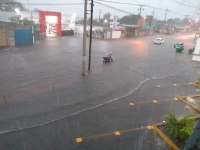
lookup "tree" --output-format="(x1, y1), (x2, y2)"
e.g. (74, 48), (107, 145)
(174, 18), (183, 26)
(9, 15), (21, 24)
(118, 14), (138, 25)
(10, 16), (35, 26)
(167, 18), (175, 25)
(164, 114), (197, 142)
(33, 8), (40, 12)
(0, 0), (27, 12)
(103, 12), (111, 20)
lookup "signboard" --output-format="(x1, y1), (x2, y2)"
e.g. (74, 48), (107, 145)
(113, 16), (117, 28)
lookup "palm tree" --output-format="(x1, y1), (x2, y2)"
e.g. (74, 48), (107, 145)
(164, 114), (198, 142)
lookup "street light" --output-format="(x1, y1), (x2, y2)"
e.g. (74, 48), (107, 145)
(15, 8), (20, 14)
(104, 19), (107, 23)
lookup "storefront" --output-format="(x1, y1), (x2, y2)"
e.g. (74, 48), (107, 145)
(39, 11), (61, 37)
(0, 10), (76, 37)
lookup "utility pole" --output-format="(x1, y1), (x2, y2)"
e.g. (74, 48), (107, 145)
(197, 13), (200, 32)
(99, 9), (101, 22)
(184, 15), (190, 26)
(88, 0), (94, 71)
(149, 9), (155, 33)
(82, 0), (87, 75)
(137, 5), (144, 37)
(164, 8), (169, 25)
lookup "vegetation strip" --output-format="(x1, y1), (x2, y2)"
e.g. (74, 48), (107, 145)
(152, 125), (180, 150)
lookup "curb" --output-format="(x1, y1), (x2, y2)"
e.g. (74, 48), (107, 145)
(191, 82), (200, 88)
(177, 97), (200, 113)
(152, 125), (180, 150)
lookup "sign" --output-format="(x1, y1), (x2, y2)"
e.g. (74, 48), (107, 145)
(113, 16), (117, 28)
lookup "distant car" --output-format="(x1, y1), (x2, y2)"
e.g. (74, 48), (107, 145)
(154, 38), (165, 44)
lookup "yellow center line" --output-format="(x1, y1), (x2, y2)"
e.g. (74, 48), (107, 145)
(76, 122), (169, 142)
(82, 126), (149, 140)
(133, 98), (173, 105)
(157, 82), (193, 87)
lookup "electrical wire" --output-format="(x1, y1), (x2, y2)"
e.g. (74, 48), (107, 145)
(94, 1), (133, 15)
(182, 0), (196, 6)
(168, 0), (197, 8)
(95, 0), (185, 16)
(94, 0), (139, 5)
(0, 2), (84, 5)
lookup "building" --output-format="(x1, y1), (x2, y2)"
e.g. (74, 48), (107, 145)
(0, 10), (76, 37)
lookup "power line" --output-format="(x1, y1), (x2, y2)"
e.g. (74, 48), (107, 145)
(95, 0), (185, 16)
(95, 0), (139, 5)
(168, 0), (197, 8)
(94, 1), (133, 15)
(182, 0), (196, 6)
(0, 2), (84, 5)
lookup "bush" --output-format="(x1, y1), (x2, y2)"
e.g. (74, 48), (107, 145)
(198, 76), (200, 86)
(164, 114), (197, 142)
(188, 48), (195, 54)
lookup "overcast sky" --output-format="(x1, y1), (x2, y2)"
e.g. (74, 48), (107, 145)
(18, 0), (199, 20)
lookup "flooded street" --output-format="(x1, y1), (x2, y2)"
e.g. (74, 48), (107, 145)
(0, 33), (199, 149)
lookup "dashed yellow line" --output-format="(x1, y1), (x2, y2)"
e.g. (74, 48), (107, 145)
(174, 98), (178, 101)
(129, 98), (173, 106)
(76, 125), (154, 142)
(152, 100), (157, 103)
(156, 82), (193, 87)
(114, 131), (120, 136)
(76, 138), (82, 143)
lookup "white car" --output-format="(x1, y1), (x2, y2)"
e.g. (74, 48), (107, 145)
(154, 38), (165, 44)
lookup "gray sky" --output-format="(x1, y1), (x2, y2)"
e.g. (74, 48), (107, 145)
(19, 0), (199, 20)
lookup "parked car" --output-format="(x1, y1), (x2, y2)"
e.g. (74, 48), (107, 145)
(154, 38), (165, 44)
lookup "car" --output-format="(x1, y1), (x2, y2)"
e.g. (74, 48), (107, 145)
(154, 38), (165, 44)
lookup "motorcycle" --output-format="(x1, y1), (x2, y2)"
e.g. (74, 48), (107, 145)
(103, 52), (113, 62)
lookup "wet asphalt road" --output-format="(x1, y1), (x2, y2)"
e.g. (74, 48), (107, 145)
(0, 33), (200, 150)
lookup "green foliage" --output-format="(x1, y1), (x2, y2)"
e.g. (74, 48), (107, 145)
(164, 114), (197, 142)
(10, 16), (34, 26)
(9, 16), (39, 35)
(0, 0), (27, 12)
(9, 15), (21, 24)
(188, 48), (195, 54)
(103, 12), (111, 20)
(198, 77), (200, 86)
(118, 15), (138, 25)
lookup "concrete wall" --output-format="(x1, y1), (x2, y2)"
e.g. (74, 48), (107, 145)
(192, 38), (200, 61)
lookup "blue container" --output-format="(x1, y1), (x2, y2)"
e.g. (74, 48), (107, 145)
(14, 29), (33, 46)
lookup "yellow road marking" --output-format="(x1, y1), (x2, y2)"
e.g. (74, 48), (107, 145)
(191, 82), (200, 88)
(153, 125), (180, 150)
(76, 138), (82, 143)
(129, 103), (134, 106)
(156, 82), (193, 87)
(147, 126), (153, 130)
(174, 98), (178, 101)
(152, 100), (157, 103)
(114, 131), (120, 136)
